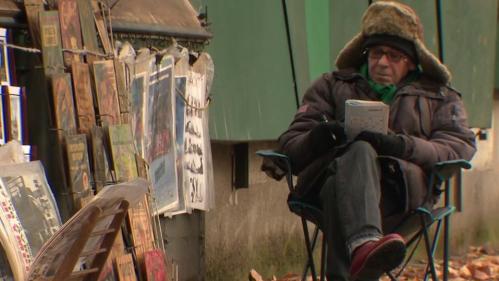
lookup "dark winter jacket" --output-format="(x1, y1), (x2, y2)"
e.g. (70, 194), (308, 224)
(278, 68), (476, 211)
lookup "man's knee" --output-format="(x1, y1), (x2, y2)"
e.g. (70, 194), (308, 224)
(344, 140), (377, 160)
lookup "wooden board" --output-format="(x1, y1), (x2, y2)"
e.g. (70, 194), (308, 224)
(58, 0), (83, 67)
(51, 73), (77, 137)
(115, 254), (137, 281)
(77, 0), (100, 63)
(144, 249), (168, 281)
(93, 60), (121, 126)
(108, 124), (137, 182)
(23, 0), (44, 49)
(39, 10), (64, 76)
(91, 0), (113, 55)
(126, 196), (154, 273)
(71, 62), (96, 135)
(91, 126), (111, 191)
(65, 134), (93, 210)
(114, 59), (130, 124)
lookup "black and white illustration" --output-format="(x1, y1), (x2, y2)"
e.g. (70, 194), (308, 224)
(183, 71), (208, 210)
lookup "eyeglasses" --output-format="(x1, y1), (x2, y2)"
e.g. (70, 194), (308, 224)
(367, 48), (407, 63)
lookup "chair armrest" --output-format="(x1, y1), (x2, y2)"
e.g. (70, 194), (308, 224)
(432, 159), (472, 181)
(431, 159), (471, 212)
(256, 150), (294, 192)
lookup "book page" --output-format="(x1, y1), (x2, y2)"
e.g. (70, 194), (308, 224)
(344, 99), (389, 140)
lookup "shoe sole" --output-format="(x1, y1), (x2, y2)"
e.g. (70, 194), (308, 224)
(352, 238), (406, 281)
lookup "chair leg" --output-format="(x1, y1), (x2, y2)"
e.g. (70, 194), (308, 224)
(320, 234), (327, 281)
(301, 218), (318, 281)
(443, 215), (450, 281)
(420, 215), (439, 281)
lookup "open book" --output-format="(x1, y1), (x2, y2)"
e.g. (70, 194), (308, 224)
(344, 99), (389, 140)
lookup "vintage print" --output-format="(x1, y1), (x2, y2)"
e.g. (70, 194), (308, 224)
(184, 71), (208, 211)
(0, 181), (32, 278)
(0, 161), (62, 261)
(147, 55), (179, 214)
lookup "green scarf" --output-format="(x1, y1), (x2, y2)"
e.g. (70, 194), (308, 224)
(360, 64), (420, 104)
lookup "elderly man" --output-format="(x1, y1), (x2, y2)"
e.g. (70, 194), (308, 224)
(278, 2), (476, 280)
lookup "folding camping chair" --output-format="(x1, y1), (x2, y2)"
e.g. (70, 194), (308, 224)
(257, 150), (471, 281)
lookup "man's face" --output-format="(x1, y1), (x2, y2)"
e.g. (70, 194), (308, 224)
(367, 45), (416, 85)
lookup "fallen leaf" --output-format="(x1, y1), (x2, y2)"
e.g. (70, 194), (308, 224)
(472, 269), (489, 281)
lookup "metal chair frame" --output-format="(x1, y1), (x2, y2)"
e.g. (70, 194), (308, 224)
(257, 150), (471, 281)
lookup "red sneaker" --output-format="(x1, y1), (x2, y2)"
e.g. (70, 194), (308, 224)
(349, 233), (406, 280)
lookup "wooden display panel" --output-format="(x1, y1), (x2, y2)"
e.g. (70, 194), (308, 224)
(93, 60), (121, 126)
(72, 62), (96, 135)
(58, 0), (83, 67)
(115, 254), (137, 281)
(51, 73), (77, 137)
(77, 0), (100, 63)
(39, 10), (65, 76)
(65, 134), (93, 210)
(108, 124), (137, 182)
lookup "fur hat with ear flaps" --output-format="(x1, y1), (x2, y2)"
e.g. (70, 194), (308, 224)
(335, 1), (451, 84)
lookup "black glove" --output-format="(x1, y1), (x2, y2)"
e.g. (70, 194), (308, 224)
(355, 131), (406, 158)
(309, 121), (346, 152)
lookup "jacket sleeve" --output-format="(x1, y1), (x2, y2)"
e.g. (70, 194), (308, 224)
(400, 90), (476, 168)
(278, 74), (337, 174)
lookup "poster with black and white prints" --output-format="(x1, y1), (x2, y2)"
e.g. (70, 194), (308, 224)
(0, 161), (61, 280)
(184, 71), (209, 211)
(0, 161), (61, 254)
(146, 55), (179, 214)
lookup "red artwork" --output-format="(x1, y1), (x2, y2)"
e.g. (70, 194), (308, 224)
(144, 249), (168, 281)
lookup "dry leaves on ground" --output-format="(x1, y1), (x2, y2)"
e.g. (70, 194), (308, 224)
(250, 246), (499, 281)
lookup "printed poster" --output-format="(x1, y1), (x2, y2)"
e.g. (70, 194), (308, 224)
(184, 71), (209, 211)
(146, 55), (179, 214)
(0, 161), (62, 278)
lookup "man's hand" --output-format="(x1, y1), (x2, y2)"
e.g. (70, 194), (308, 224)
(355, 131), (405, 158)
(309, 121), (347, 152)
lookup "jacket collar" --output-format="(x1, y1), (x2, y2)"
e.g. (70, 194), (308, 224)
(332, 68), (448, 99)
